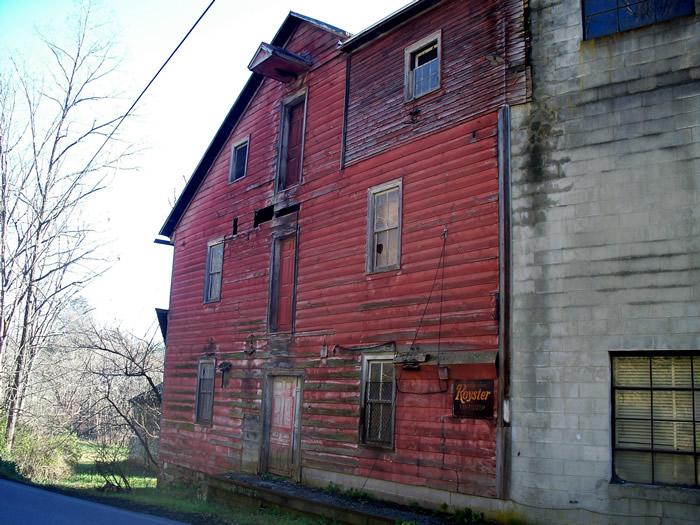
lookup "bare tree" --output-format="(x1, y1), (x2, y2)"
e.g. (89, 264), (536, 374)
(1, 3), (131, 451)
(77, 323), (163, 470)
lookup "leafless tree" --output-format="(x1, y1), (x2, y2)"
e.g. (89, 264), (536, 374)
(77, 323), (163, 470)
(1, 2), (131, 451)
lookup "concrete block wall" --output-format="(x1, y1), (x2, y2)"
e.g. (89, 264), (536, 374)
(509, 1), (700, 523)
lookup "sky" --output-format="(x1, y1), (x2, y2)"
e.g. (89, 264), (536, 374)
(0, 0), (408, 335)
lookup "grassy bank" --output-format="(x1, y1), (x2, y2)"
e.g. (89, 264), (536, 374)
(1, 441), (326, 525)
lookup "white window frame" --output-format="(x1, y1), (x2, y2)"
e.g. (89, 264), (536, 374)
(228, 136), (249, 183)
(404, 30), (442, 101)
(366, 179), (402, 274)
(360, 353), (396, 448)
(204, 239), (224, 303)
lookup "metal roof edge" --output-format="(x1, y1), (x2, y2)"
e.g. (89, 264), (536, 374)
(289, 11), (351, 39)
(339, 0), (443, 52)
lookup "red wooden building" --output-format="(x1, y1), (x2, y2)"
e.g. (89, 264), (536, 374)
(157, 0), (529, 510)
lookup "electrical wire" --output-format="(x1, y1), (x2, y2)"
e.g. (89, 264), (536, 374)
(81, 0), (217, 174)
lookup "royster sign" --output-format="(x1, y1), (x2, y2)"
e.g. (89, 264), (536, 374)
(452, 380), (494, 419)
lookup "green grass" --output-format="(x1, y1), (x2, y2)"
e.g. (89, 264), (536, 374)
(44, 441), (326, 525)
(99, 485), (329, 525)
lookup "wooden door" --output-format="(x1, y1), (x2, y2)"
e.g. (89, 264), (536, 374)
(273, 235), (296, 332)
(284, 100), (304, 188)
(267, 376), (300, 478)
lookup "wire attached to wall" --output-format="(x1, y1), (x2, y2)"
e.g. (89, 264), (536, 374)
(395, 226), (449, 395)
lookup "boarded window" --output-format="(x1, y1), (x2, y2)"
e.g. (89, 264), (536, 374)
(362, 358), (395, 447)
(367, 180), (402, 273)
(583, 0), (694, 39)
(269, 234), (297, 332)
(229, 139), (248, 182)
(204, 241), (224, 302)
(196, 360), (215, 424)
(612, 353), (699, 487)
(278, 96), (305, 191)
(405, 32), (441, 100)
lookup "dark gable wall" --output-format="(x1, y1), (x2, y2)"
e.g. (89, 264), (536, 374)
(344, 0), (528, 166)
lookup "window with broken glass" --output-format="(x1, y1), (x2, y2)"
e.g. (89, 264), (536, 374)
(195, 359), (215, 425)
(612, 352), (699, 487)
(204, 241), (224, 303)
(367, 180), (402, 273)
(583, 0), (695, 39)
(362, 358), (395, 447)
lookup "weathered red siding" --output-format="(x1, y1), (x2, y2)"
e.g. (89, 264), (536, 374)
(344, 0), (528, 165)
(160, 1), (525, 502)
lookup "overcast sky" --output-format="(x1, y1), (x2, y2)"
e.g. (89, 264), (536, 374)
(0, 0), (408, 334)
(0, 0), (407, 333)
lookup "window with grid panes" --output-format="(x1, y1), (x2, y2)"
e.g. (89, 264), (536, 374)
(362, 359), (395, 447)
(404, 32), (441, 100)
(583, 0), (695, 39)
(367, 181), (401, 273)
(612, 352), (699, 487)
(196, 359), (215, 425)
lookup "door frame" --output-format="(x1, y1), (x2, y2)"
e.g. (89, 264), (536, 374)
(260, 370), (304, 481)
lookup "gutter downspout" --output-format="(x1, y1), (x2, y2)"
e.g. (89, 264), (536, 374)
(496, 104), (512, 500)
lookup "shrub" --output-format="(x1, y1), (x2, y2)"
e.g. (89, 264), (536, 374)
(11, 428), (80, 483)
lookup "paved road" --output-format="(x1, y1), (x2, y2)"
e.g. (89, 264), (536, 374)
(0, 479), (186, 525)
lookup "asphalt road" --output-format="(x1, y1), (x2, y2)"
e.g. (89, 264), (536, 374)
(0, 479), (186, 525)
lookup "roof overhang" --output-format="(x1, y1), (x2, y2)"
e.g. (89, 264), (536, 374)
(248, 42), (311, 82)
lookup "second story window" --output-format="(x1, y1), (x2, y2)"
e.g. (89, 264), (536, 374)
(367, 180), (402, 273)
(404, 31), (441, 101)
(204, 241), (224, 303)
(277, 93), (306, 191)
(583, 0), (695, 39)
(229, 138), (249, 183)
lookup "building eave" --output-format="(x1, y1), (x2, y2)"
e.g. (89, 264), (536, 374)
(339, 0), (443, 52)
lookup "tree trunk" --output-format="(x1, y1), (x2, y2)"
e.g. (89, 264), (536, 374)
(4, 276), (34, 451)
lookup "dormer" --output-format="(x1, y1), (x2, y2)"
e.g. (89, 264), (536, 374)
(248, 43), (312, 83)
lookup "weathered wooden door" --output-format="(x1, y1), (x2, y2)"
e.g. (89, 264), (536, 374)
(267, 376), (300, 478)
(273, 235), (296, 332)
(284, 100), (304, 188)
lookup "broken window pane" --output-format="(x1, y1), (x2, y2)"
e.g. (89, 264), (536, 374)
(369, 184), (401, 272)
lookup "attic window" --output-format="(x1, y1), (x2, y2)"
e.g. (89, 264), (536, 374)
(404, 31), (441, 101)
(229, 138), (248, 183)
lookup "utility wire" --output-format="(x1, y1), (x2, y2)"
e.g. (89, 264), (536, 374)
(82, 0), (217, 173)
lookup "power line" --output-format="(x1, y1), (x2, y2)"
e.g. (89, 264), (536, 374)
(82, 0), (217, 173)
